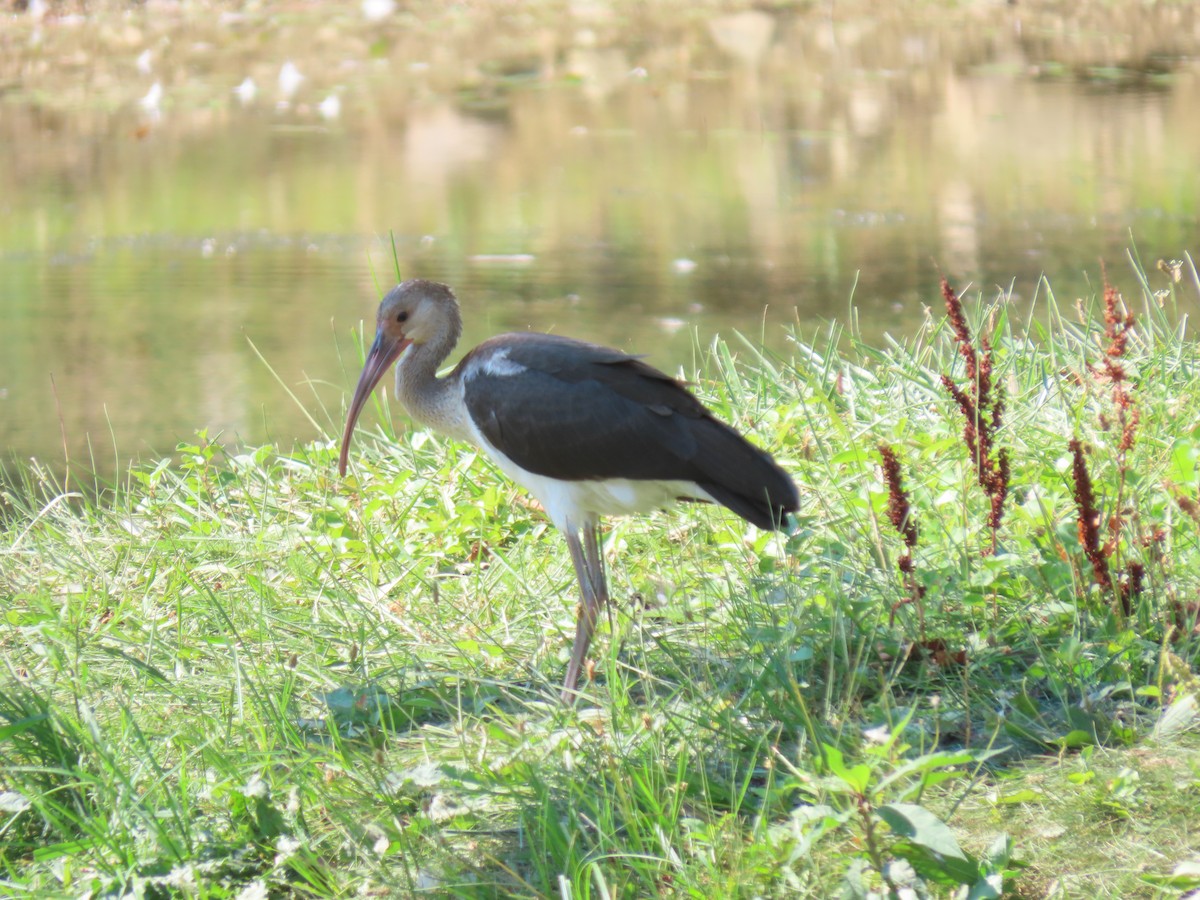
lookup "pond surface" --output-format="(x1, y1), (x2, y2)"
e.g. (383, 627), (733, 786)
(3, 1), (1199, 487)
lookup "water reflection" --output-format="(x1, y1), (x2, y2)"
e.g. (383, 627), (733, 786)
(1, 1), (1198, 485)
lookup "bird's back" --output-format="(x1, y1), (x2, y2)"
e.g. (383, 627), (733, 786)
(456, 333), (797, 530)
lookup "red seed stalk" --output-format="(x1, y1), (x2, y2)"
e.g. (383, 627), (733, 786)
(879, 444), (926, 637)
(940, 278), (1010, 553)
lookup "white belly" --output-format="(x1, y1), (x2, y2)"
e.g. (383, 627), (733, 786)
(511, 466), (711, 532)
(462, 415), (712, 532)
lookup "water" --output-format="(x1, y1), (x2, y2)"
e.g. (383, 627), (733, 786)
(2, 1), (1199, 486)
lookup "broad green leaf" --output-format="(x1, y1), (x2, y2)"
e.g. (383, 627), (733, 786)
(1053, 729), (1096, 749)
(967, 873), (1004, 899)
(1169, 438), (1197, 483)
(822, 744), (872, 793)
(878, 802), (967, 862)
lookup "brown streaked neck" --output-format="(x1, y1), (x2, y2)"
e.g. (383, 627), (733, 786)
(392, 300), (471, 441)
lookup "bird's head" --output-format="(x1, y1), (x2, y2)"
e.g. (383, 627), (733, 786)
(338, 279), (461, 476)
(375, 278), (460, 347)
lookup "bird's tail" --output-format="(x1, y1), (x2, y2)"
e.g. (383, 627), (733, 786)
(693, 421), (798, 530)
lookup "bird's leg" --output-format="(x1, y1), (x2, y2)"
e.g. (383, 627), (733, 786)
(561, 524), (608, 704)
(582, 524), (607, 603)
(582, 523), (616, 664)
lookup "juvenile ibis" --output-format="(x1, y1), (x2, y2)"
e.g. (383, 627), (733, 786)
(338, 279), (798, 703)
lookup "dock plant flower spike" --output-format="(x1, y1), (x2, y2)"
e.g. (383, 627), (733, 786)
(938, 277), (1010, 554)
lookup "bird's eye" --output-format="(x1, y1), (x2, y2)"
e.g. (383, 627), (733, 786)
(397, 311), (409, 323)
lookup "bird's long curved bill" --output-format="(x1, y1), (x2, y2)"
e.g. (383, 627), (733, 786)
(338, 329), (410, 476)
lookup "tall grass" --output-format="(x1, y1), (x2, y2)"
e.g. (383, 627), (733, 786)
(3, 259), (1200, 897)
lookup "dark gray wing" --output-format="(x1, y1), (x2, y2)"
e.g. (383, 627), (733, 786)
(458, 333), (798, 529)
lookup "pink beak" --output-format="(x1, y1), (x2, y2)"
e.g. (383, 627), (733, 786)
(338, 328), (411, 476)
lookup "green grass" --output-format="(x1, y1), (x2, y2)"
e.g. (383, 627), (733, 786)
(5, 260), (1200, 898)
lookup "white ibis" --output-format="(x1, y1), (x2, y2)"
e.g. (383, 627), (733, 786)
(338, 279), (799, 703)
